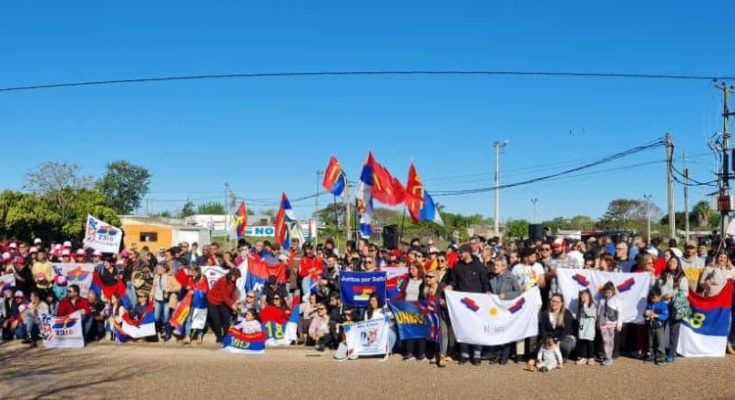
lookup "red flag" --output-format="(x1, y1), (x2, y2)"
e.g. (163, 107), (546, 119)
(322, 156), (346, 196)
(405, 163), (425, 224)
(366, 152), (406, 206)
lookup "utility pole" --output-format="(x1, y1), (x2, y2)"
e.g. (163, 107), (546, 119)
(644, 194), (652, 245)
(715, 83), (734, 241)
(683, 152), (690, 243)
(494, 140), (509, 236)
(531, 198), (538, 224)
(665, 133), (675, 239)
(315, 169), (323, 244)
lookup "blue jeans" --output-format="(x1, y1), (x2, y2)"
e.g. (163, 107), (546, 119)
(126, 281), (137, 308)
(154, 300), (170, 327)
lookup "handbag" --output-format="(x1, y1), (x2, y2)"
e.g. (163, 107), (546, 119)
(671, 290), (691, 321)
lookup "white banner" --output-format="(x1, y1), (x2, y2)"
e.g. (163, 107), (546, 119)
(83, 214), (122, 254)
(345, 315), (390, 357)
(0, 274), (15, 292)
(202, 266), (228, 289)
(40, 311), (85, 349)
(446, 287), (541, 346)
(556, 269), (651, 324)
(53, 263), (95, 298)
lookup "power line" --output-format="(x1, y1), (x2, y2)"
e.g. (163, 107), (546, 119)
(433, 138), (666, 196)
(2, 70), (734, 93)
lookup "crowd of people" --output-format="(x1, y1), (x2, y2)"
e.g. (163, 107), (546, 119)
(0, 232), (729, 370)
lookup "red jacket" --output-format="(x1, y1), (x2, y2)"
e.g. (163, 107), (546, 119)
(207, 276), (236, 308)
(57, 297), (91, 317)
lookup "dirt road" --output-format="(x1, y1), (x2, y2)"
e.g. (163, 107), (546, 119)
(1, 340), (734, 400)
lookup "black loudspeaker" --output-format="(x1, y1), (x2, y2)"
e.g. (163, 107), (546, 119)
(528, 224), (544, 241)
(383, 225), (399, 249)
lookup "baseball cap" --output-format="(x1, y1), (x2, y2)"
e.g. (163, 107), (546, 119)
(76, 249), (86, 256)
(551, 238), (566, 248)
(1, 252), (10, 261)
(93, 250), (103, 257)
(458, 244), (472, 254)
(55, 275), (67, 285)
(33, 238), (42, 245)
(14, 290), (24, 298)
(120, 249), (130, 258)
(63, 241), (72, 249)
(61, 249), (71, 256)
(29, 247), (38, 254)
(9, 242), (17, 249)
(12, 256), (24, 265)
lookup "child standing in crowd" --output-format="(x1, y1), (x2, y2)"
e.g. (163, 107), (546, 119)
(534, 335), (563, 372)
(576, 289), (596, 365)
(597, 281), (621, 366)
(645, 286), (669, 365)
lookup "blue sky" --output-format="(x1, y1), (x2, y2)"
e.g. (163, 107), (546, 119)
(0, 1), (731, 222)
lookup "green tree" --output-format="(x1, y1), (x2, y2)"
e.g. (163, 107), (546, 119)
(568, 215), (595, 230)
(98, 160), (151, 214)
(24, 162), (94, 220)
(597, 198), (661, 231)
(693, 200), (715, 228)
(181, 201), (195, 217)
(197, 201), (225, 215)
(506, 219), (531, 239)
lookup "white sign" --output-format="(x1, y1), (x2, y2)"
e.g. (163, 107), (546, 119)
(345, 315), (390, 357)
(83, 215), (122, 254)
(40, 311), (85, 349)
(446, 287), (541, 346)
(556, 269), (652, 324)
(53, 263), (95, 298)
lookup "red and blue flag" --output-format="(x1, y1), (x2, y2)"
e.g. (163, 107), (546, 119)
(322, 156), (346, 196)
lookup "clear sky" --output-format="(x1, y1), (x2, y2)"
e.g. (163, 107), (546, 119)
(0, 1), (731, 222)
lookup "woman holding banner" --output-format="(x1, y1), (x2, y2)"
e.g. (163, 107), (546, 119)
(364, 293), (397, 354)
(656, 253), (689, 362)
(398, 262), (427, 361)
(698, 251), (735, 355)
(206, 268), (241, 343)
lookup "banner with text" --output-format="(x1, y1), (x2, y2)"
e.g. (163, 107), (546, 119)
(339, 271), (387, 308)
(53, 263), (95, 298)
(388, 300), (441, 342)
(40, 311), (85, 349)
(83, 215), (122, 254)
(446, 287), (541, 346)
(222, 328), (267, 355)
(345, 315), (390, 357)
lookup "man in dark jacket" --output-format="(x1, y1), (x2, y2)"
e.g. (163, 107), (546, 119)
(446, 244), (489, 365)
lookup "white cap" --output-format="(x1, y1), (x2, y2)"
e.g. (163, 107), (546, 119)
(93, 250), (103, 257)
(76, 249), (86, 255)
(61, 249), (71, 256)
(9, 242), (17, 249)
(33, 238), (42, 244)
(646, 247), (659, 257)
(29, 247), (38, 254)
(63, 241), (72, 248)
(54, 244), (62, 250)
(1, 252), (10, 261)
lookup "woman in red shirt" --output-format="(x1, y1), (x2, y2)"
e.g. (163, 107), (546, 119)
(206, 268), (241, 343)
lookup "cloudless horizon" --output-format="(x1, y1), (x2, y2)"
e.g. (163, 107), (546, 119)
(1, 2), (732, 222)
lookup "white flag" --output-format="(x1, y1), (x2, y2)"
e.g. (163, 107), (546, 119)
(446, 287), (542, 346)
(556, 269), (652, 324)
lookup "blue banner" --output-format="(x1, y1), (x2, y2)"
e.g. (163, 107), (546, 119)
(388, 300), (441, 342)
(339, 271), (387, 308)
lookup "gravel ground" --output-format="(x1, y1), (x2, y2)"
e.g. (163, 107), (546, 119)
(1, 339), (734, 400)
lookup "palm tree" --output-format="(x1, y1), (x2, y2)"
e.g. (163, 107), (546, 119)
(693, 200), (713, 227)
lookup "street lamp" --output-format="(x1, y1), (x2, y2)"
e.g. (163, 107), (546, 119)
(494, 140), (509, 236)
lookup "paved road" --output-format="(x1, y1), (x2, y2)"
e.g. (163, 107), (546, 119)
(1, 340), (734, 400)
